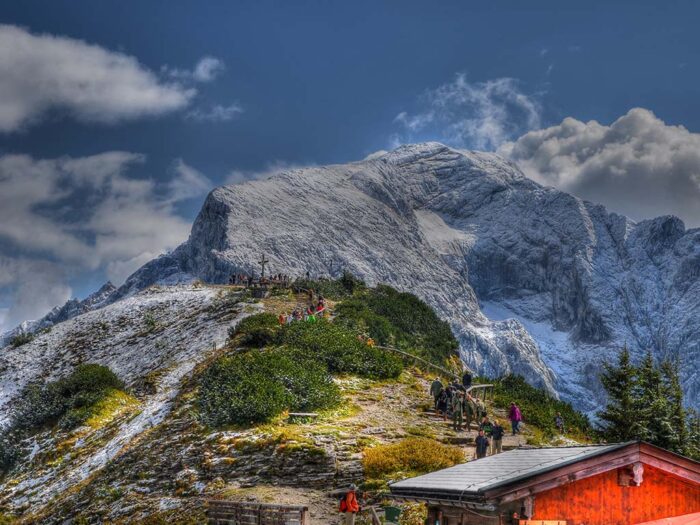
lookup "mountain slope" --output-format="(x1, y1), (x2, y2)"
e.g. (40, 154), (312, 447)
(114, 143), (697, 412)
(6, 143), (698, 412)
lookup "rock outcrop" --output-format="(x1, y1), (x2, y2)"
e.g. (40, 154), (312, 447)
(5, 143), (698, 412)
(112, 143), (698, 412)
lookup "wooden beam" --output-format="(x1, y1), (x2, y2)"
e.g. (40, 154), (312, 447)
(639, 453), (700, 484)
(639, 443), (700, 475)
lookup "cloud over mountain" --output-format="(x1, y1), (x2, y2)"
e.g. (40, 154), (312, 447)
(393, 74), (542, 150)
(0, 24), (195, 132)
(0, 152), (212, 330)
(499, 108), (700, 227)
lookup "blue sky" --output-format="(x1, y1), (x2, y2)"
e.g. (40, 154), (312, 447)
(1, 0), (699, 329)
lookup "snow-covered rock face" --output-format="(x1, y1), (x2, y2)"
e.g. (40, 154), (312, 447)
(6, 143), (697, 413)
(111, 142), (698, 412)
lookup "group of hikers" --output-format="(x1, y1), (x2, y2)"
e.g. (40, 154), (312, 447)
(277, 296), (328, 324)
(334, 372), (568, 523)
(430, 372), (526, 460)
(229, 272), (292, 287)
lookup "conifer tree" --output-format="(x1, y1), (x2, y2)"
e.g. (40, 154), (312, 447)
(685, 409), (700, 460)
(598, 347), (697, 457)
(660, 359), (687, 455)
(597, 345), (638, 441)
(636, 352), (670, 446)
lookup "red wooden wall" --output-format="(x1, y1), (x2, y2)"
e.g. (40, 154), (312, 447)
(533, 464), (700, 525)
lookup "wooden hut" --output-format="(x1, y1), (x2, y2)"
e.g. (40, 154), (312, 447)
(389, 441), (700, 525)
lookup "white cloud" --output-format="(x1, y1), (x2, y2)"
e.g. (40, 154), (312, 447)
(186, 103), (243, 122)
(0, 24), (195, 132)
(498, 108), (700, 227)
(0, 256), (72, 331)
(393, 74), (542, 151)
(0, 152), (213, 330)
(168, 159), (213, 201)
(163, 56), (225, 83)
(193, 57), (225, 82)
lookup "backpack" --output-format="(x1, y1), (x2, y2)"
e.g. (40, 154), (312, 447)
(339, 497), (348, 512)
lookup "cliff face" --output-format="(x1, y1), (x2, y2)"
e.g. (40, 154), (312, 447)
(6, 143), (697, 412)
(114, 143), (698, 412)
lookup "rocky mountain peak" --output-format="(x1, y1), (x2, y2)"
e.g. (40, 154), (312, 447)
(5, 143), (698, 413)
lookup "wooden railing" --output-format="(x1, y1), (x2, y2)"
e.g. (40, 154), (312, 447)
(466, 383), (494, 404)
(206, 500), (310, 525)
(374, 344), (461, 380)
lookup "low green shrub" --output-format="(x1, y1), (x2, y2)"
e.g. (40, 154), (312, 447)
(335, 285), (459, 365)
(279, 319), (403, 379)
(11, 364), (125, 432)
(1, 364), (125, 474)
(231, 313), (280, 347)
(293, 271), (365, 300)
(9, 332), (34, 348)
(199, 348), (341, 427)
(491, 375), (591, 439)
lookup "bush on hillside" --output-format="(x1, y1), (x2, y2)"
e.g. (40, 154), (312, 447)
(293, 271), (366, 300)
(279, 319), (403, 379)
(362, 438), (464, 479)
(0, 364), (125, 475)
(492, 375), (591, 438)
(231, 313), (280, 347)
(199, 348), (341, 427)
(10, 363), (124, 432)
(335, 285), (459, 365)
(9, 332), (34, 348)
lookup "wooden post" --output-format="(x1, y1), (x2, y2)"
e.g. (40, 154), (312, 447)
(301, 507), (310, 525)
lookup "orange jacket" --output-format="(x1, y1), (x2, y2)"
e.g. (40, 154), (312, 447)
(339, 490), (360, 513)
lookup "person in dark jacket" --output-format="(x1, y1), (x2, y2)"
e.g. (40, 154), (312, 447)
(491, 421), (505, 454)
(451, 391), (466, 431)
(429, 378), (443, 409)
(437, 388), (449, 420)
(475, 429), (490, 459)
(554, 412), (565, 434)
(462, 370), (472, 390)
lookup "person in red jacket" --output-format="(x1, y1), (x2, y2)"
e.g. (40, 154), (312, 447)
(338, 484), (360, 524)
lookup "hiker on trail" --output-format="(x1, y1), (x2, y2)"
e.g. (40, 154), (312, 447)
(278, 313), (286, 325)
(450, 380), (465, 393)
(464, 394), (474, 430)
(462, 369), (472, 390)
(491, 420), (505, 454)
(479, 416), (493, 435)
(437, 388), (449, 420)
(286, 312), (294, 324)
(430, 378), (443, 409)
(509, 402), (523, 435)
(451, 391), (466, 431)
(554, 412), (565, 434)
(339, 484), (360, 525)
(475, 429), (490, 459)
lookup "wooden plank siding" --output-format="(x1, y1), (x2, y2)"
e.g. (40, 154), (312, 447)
(532, 465), (700, 525)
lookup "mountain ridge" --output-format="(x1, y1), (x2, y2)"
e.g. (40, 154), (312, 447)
(4, 142), (698, 412)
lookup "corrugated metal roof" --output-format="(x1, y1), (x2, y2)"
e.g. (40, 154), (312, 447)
(390, 443), (628, 497)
